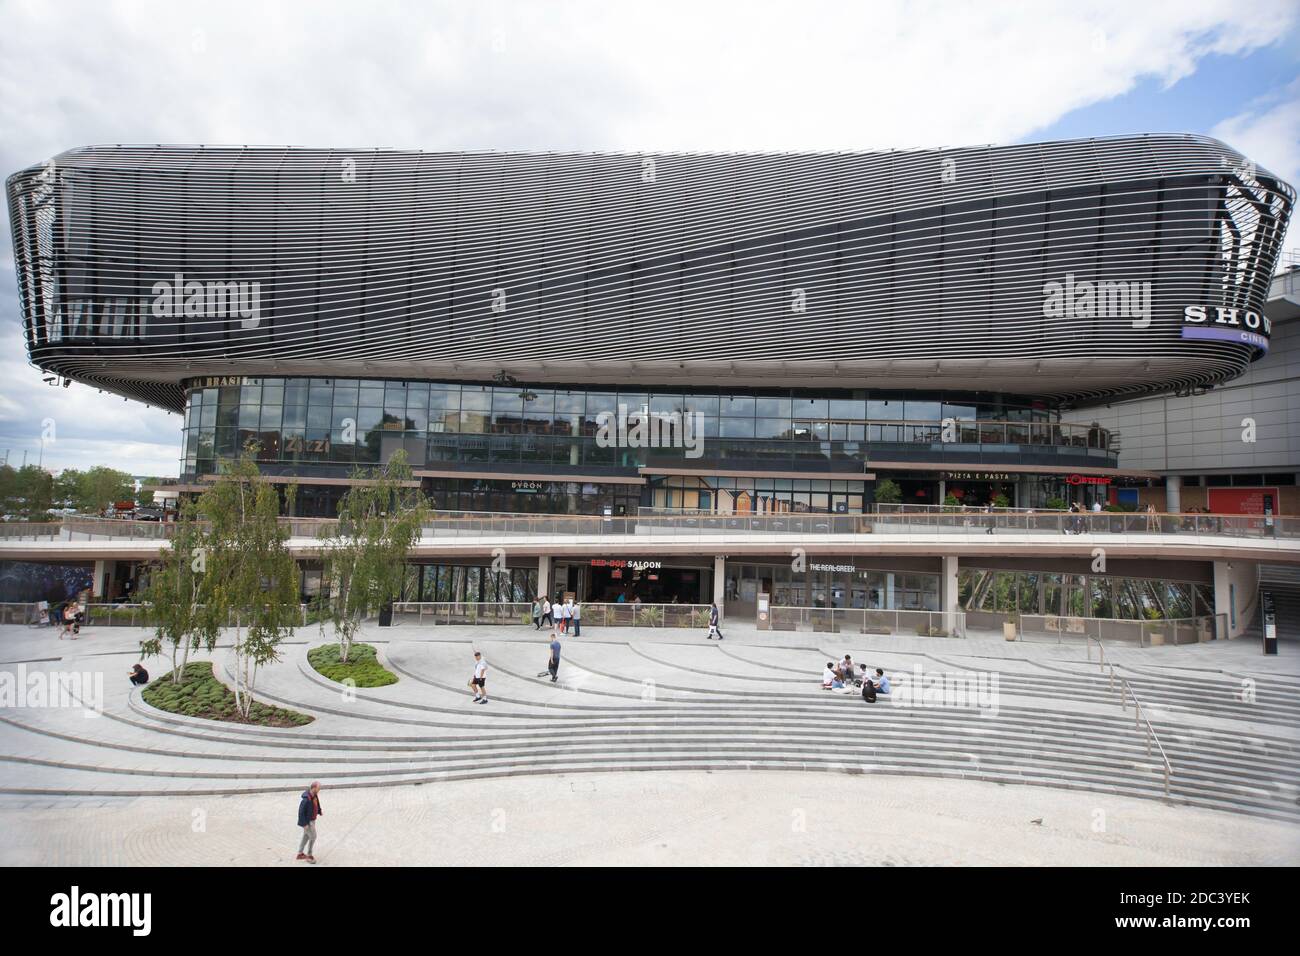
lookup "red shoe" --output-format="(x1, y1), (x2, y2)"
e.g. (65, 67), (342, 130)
(296, 853), (307, 860)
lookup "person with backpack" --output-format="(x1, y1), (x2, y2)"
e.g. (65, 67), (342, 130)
(705, 602), (724, 640)
(296, 781), (323, 863)
(860, 665), (877, 703)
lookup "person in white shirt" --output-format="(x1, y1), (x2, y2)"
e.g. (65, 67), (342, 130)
(468, 651), (488, 704)
(541, 597), (552, 629)
(1091, 500), (1102, 513)
(822, 663), (840, 690)
(570, 599), (581, 637)
(560, 599), (573, 634)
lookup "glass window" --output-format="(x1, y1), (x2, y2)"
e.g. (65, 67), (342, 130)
(359, 386), (385, 407)
(722, 395), (755, 417)
(684, 394), (720, 416)
(283, 380), (309, 406)
(793, 397), (828, 418)
(828, 398), (864, 418)
(755, 397), (792, 419)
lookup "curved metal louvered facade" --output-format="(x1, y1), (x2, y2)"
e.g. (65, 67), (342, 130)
(6, 135), (1293, 414)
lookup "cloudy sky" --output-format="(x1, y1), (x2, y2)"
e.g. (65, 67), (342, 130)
(1, 0), (1297, 477)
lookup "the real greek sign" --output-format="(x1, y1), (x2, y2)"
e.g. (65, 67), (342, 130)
(1182, 305), (1270, 352)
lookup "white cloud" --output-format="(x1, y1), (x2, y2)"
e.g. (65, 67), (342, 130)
(0, 0), (1296, 475)
(1212, 77), (1300, 259)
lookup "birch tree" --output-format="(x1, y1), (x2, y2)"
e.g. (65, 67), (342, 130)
(138, 499), (222, 684)
(317, 449), (427, 663)
(202, 454), (300, 720)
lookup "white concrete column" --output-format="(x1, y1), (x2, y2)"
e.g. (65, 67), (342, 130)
(92, 560), (108, 599)
(885, 572), (896, 610)
(537, 556), (551, 602)
(713, 555), (726, 615)
(941, 554), (959, 635)
(1212, 560), (1233, 639)
(1165, 475), (1182, 513)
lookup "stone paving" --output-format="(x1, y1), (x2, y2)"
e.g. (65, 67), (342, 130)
(1, 771), (1295, 866)
(1, 619), (1298, 865)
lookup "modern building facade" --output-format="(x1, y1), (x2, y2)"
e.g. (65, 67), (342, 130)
(6, 136), (1294, 623)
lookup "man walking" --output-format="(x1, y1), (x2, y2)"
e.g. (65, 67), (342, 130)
(296, 781), (323, 863)
(531, 596), (542, 630)
(468, 651), (488, 704)
(570, 597), (581, 637)
(541, 596), (552, 629)
(547, 633), (561, 682)
(706, 602), (724, 640)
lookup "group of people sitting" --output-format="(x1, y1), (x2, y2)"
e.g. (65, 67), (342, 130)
(821, 654), (890, 702)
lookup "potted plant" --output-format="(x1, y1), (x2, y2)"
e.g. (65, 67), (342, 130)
(1003, 609), (1020, 642)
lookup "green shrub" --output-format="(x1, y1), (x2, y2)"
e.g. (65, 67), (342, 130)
(141, 661), (312, 726)
(307, 642), (397, 687)
(1045, 497), (1067, 511)
(874, 479), (902, 504)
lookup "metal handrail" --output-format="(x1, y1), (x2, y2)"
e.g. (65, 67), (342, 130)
(1117, 676), (1173, 797)
(1085, 636), (1105, 669)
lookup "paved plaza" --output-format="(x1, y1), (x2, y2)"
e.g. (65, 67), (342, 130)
(1, 620), (1298, 865)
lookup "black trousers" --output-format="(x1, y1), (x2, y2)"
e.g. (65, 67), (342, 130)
(129, 674), (148, 686)
(548, 658), (559, 680)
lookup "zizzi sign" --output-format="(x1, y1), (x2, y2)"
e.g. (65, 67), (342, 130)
(1182, 306), (1271, 352)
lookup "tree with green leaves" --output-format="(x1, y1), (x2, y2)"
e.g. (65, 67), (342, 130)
(54, 465), (136, 513)
(138, 499), (222, 684)
(874, 478), (902, 504)
(317, 450), (427, 663)
(201, 453), (301, 720)
(0, 463), (55, 519)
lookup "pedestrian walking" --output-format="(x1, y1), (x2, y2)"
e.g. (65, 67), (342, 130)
(531, 597), (542, 630)
(541, 597), (552, 629)
(570, 598), (581, 637)
(560, 597), (573, 634)
(547, 634), (561, 682)
(468, 651), (488, 704)
(296, 781), (323, 863)
(705, 602), (724, 640)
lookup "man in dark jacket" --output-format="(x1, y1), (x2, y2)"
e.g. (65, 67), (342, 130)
(706, 602), (723, 640)
(296, 781), (323, 863)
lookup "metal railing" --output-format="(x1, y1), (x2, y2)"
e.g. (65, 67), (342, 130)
(1117, 677), (1173, 797)
(390, 601), (711, 628)
(1, 509), (1297, 543)
(0, 601), (318, 629)
(759, 605), (963, 637)
(966, 611), (1217, 645)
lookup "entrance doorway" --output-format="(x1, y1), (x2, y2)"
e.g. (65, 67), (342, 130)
(584, 563), (707, 604)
